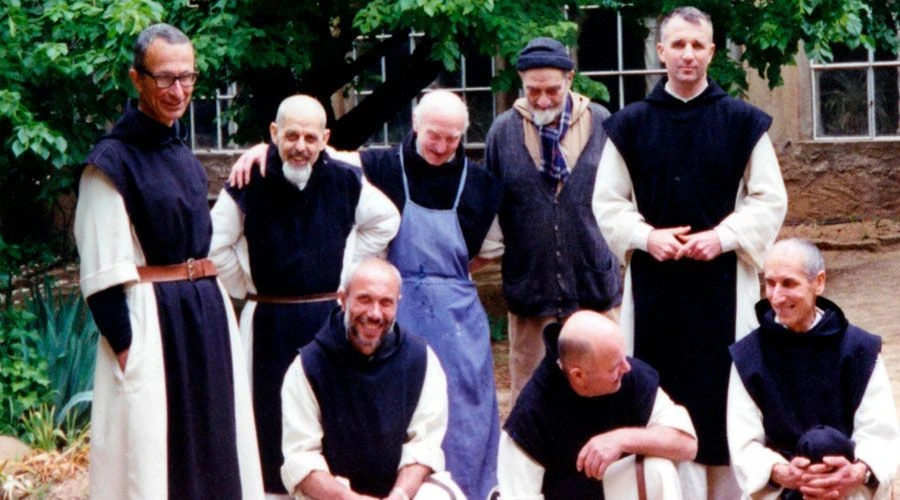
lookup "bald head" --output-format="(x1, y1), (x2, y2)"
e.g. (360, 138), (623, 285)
(413, 90), (470, 130)
(270, 94), (330, 171)
(341, 257), (402, 294)
(275, 94), (327, 129)
(558, 311), (620, 365)
(558, 311), (630, 397)
(412, 90), (469, 166)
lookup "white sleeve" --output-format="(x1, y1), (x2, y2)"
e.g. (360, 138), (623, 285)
(280, 357), (330, 494)
(593, 140), (654, 261)
(497, 430), (545, 500)
(341, 177), (400, 283)
(714, 133), (787, 269)
(398, 347), (448, 473)
(208, 190), (252, 299)
(74, 165), (141, 297)
(477, 216), (505, 259)
(726, 364), (788, 500)
(648, 388), (697, 438)
(851, 357), (900, 497)
(328, 149), (362, 166)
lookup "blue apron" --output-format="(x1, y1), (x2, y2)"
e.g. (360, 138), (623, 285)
(387, 150), (500, 499)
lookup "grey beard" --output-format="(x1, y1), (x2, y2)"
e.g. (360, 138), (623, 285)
(282, 161), (312, 190)
(532, 107), (563, 126)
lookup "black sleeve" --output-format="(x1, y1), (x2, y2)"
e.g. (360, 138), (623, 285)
(86, 285), (132, 354)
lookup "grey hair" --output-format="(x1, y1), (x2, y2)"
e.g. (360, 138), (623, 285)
(412, 90), (470, 131)
(133, 23), (191, 71)
(771, 238), (826, 280)
(658, 6), (714, 42)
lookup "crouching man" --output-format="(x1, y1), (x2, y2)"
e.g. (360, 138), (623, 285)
(499, 310), (698, 499)
(280, 258), (463, 499)
(727, 238), (900, 499)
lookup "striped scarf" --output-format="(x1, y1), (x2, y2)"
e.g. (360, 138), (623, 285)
(537, 94), (573, 190)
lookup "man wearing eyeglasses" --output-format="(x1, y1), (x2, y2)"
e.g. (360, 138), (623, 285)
(74, 23), (263, 498)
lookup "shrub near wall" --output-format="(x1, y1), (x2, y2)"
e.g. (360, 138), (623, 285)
(0, 308), (52, 438)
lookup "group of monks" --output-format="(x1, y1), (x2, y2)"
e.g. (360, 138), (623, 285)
(74, 5), (898, 500)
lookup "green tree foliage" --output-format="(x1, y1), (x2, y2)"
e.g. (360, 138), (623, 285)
(1, 0), (897, 256)
(0, 0), (166, 269)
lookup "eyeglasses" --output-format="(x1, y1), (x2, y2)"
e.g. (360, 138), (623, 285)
(137, 68), (199, 89)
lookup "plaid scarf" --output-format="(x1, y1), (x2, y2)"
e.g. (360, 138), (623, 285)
(537, 93), (573, 190)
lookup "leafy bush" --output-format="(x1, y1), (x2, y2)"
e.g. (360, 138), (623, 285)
(0, 275), (97, 443)
(27, 276), (97, 429)
(0, 308), (52, 437)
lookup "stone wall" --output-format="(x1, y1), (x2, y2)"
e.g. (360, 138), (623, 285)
(778, 141), (900, 224)
(200, 143), (900, 224)
(199, 151), (244, 199)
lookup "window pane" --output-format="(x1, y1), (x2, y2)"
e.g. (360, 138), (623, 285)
(464, 91), (493, 143)
(354, 38), (384, 92)
(817, 69), (868, 136)
(387, 102), (412, 143)
(436, 67), (462, 88)
(874, 47), (898, 63)
(384, 37), (412, 81)
(578, 10), (618, 71)
(217, 97), (241, 149)
(465, 52), (493, 87)
(588, 74), (660, 112)
(577, 9), (652, 71)
(189, 98), (218, 149)
(360, 93), (388, 146)
(875, 66), (900, 136)
(831, 44), (868, 63)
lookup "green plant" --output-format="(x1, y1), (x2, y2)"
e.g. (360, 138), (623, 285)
(488, 313), (508, 342)
(20, 402), (92, 452)
(27, 276), (97, 429)
(0, 308), (52, 437)
(20, 404), (65, 451)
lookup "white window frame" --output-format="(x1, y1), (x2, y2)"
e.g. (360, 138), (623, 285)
(811, 50), (900, 141)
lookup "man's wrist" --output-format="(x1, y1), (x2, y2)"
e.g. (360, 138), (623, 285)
(768, 463), (788, 489)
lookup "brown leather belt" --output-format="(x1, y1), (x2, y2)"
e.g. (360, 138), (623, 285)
(137, 258), (218, 283)
(246, 292), (338, 304)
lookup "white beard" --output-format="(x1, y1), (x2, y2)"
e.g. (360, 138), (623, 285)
(532, 106), (563, 127)
(282, 161), (312, 190)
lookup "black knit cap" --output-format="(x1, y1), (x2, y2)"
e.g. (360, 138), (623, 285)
(515, 37), (574, 71)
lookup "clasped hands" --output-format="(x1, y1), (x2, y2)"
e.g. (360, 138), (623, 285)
(647, 226), (722, 262)
(771, 456), (869, 500)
